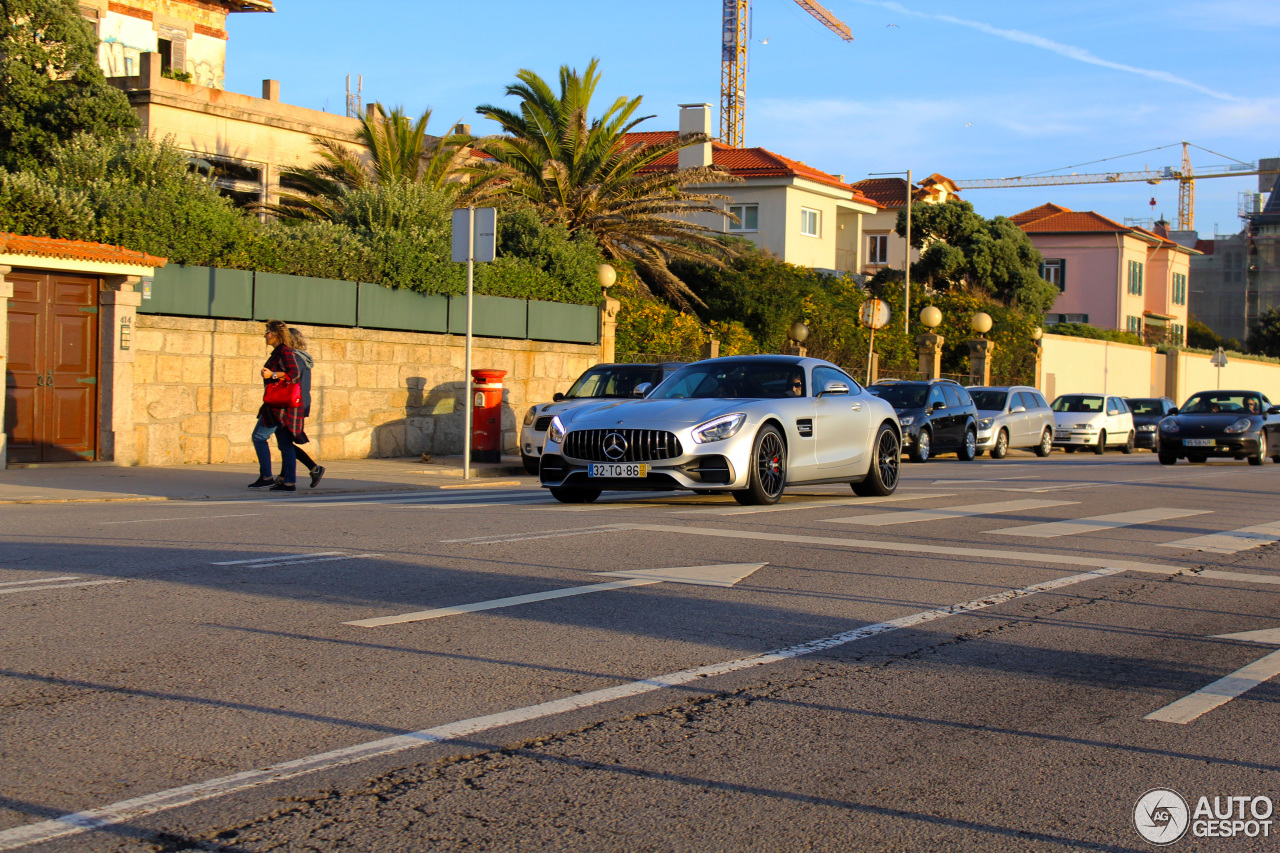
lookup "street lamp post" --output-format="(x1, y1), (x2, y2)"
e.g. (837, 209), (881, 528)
(868, 169), (912, 336)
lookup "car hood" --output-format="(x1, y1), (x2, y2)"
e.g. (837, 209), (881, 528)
(1053, 412), (1104, 427)
(528, 397), (631, 421)
(1168, 413), (1260, 431)
(975, 408), (1009, 418)
(1131, 414), (1165, 426)
(558, 397), (758, 430)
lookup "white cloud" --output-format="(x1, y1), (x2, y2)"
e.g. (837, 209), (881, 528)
(848, 0), (1244, 102)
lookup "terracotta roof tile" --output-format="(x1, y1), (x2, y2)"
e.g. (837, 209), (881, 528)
(1018, 211), (1128, 234)
(1010, 203), (1072, 226)
(851, 178), (909, 207)
(0, 233), (167, 268)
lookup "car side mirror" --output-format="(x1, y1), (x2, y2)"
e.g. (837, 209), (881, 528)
(931, 401), (946, 410)
(818, 381), (850, 397)
(1167, 407), (1178, 415)
(632, 382), (653, 398)
(1010, 405), (1026, 414)
(1268, 406), (1280, 416)
(552, 392), (565, 402)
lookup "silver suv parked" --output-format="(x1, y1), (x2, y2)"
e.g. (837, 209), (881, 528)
(969, 386), (1055, 458)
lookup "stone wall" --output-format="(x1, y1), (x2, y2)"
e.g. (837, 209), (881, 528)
(133, 316), (601, 466)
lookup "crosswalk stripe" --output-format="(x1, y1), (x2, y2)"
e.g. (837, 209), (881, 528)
(0, 580), (124, 596)
(989, 507), (1210, 538)
(0, 576), (78, 588)
(825, 499), (1077, 527)
(1157, 521), (1280, 554)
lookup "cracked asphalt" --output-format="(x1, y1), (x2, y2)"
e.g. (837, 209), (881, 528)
(2, 453), (1278, 852)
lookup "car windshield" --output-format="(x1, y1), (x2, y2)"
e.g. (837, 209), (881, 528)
(1052, 395), (1104, 413)
(868, 384), (929, 409)
(1179, 393), (1262, 415)
(651, 361), (805, 399)
(565, 367), (663, 399)
(1127, 399), (1164, 416)
(969, 390), (1008, 411)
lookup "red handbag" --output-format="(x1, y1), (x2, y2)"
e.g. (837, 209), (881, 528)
(263, 379), (302, 408)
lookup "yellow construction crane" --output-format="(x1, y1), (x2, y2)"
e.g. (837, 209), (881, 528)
(721, 0), (853, 147)
(953, 142), (1280, 231)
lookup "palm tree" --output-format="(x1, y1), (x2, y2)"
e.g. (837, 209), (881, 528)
(264, 103), (471, 222)
(465, 59), (738, 308)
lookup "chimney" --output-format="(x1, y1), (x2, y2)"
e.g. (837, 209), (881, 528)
(451, 123), (471, 136)
(677, 103), (713, 170)
(262, 79), (280, 102)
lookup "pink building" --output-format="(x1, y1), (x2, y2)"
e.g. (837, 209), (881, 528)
(1013, 204), (1199, 345)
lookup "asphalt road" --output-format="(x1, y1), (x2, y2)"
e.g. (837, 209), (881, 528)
(2, 451), (1279, 852)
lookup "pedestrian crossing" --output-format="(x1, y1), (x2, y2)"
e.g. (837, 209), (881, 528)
(824, 499), (1280, 555)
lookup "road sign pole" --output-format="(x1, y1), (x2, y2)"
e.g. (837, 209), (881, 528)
(463, 207), (475, 481)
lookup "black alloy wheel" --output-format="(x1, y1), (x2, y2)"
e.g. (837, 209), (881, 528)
(1120, 431), (1135, 454)
(549, 487), (601, 503)
(991, 429), (1009, 459)
(733, 425), (787, 505)
(1035, 428), (1053, 457)
(1094, 431), (1107, 455)
(957, 428), (978, 461)
(909, 428), (931, 463)
(1250, 431), (1268, 466)
(1158, 451), (1178, 465)
(853, 425), (901, 497)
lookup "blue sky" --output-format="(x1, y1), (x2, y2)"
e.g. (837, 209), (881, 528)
(225, 1), (1279, 236)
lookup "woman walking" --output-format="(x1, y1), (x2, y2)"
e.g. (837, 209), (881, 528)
(280, 327), (324, 488)
(248, 319), (309, 492)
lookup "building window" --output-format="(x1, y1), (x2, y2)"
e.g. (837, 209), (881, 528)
(79, 5), (100, 35)
(1172, 272), (1187, 305)
(1127, 260), (1144, 295)
(1171, 323), (1185, 344)
(867, 234), (889, 264)
(800, 208), (820, 237)
(727, 203), (758, 232)
(1040, 258), (1066, 291)
(1127, 315), (1142, 334)
(1047, 313), (1089, 325)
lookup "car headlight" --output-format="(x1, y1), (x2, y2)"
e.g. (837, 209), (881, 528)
(1138, 424), (1157, 432)
(898, 416), (915, 426)
(1161, 419), (1180, 433)
(1073, 423), (1093, 430)
(978, 418), (994, 430)
(523, 406), (537, 426)
(1224, 418), (1252, 434)
(692, 413), (747, 444)
(547, 415), (566, 445)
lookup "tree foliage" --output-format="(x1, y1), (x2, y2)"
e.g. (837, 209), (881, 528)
(467, 59), (738, 309)
(1247, 307), (1280, 358)
(1187, 317), (1243, 352)
(0, 0), (138, 171)
(896, 199), (1057, 314)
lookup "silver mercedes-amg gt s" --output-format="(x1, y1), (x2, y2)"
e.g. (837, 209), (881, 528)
(538, 355), (901, 505)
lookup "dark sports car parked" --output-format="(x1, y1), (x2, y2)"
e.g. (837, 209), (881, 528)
(1125, 396), (1177, 450)
(1156, 390), (1280, 465)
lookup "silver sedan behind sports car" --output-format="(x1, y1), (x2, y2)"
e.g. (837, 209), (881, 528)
(538, 355), (902, 505)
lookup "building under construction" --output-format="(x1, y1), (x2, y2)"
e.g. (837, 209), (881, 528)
(1187, 158), (1280, 344)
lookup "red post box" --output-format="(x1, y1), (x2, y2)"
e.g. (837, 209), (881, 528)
(470, 368), (507, 462)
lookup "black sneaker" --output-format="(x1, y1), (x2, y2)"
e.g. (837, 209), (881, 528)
(309, 466), (326, 489)
(248, 476), (275, 489)
(269, 482), (296, 492)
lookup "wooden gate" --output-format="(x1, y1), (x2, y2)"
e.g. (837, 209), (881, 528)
(4, 271), (100, 463)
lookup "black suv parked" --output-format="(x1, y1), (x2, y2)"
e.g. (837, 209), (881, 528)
(868, 379), (980, 462)
(1124, 396), (1177, 450)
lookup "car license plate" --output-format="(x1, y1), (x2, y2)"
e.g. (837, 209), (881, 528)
(1184, 438), (1215, 447)
(589, 463), (649, 478)
(1054, 430), (1070, 439)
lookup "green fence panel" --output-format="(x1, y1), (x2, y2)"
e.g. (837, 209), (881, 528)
(447, 295), (527, 339)
(253, 272), (357, 326)
(139, 265), (252, 318)
(357, 283), (449, 333)
(528, 300), (599, 344)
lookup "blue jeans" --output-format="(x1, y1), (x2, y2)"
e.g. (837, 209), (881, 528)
(252, 417), (296, 484)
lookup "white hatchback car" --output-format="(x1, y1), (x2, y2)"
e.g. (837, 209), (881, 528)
(1050, 393), (1136, 454)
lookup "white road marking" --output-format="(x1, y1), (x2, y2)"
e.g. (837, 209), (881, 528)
(1213, 627), (1280, 644)
(1157, 521), (1280, 554)
(100, 514), (260, 525)
(0, 565), (1123, 850)
(929, 476), (1038, 485)
(440, 525), (628, 545)
(0, 576), (78, 587)
(212, 552), (347, 566)
(0, 580), (124, 596)
(438, 480), (524, 489)
(1145, 648), (1280, 725)
(675, 492), (955, 516)
(344, 563), (766, 627)
(988, 507), (1210, 538)
(1169, 569), (1280, 585)
(826, 499), (1076, 527)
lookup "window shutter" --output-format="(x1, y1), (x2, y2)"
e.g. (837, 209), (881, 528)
(159, 25), (188, 75)
(1058, 259), (1066, 291)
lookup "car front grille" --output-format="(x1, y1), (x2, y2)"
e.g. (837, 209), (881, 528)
(563, 429), (684, 462)
(534, 416), (554, 431)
